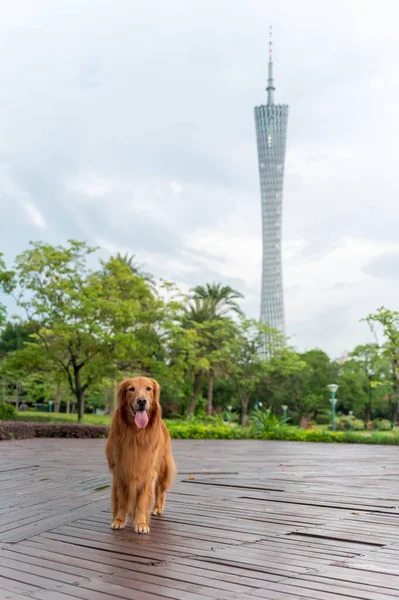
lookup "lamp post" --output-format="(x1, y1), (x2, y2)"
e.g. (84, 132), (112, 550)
(227, 406), (232, 423)
(348, 410), (353, 432)
(327, 384), (339, 432)
(282, 404), (288, 424)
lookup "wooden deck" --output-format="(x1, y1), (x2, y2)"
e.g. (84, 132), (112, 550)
(0, 439), (399, 600)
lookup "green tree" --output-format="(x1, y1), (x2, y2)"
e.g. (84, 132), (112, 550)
(229, 318), (274, 425)
(265, 347), (308, 421)
(191, 283), (244, 317)
(187, 283), (244, 414)
(259, 348), (326, 424)
(365, 307), (399, 424)
(181, 296), (237, 415)
(296, 349), (338, 422)
(0, 321), (35, 408)
(0, 241), (161, 422)
(100, 253), (159, 413)
(0, 254), (7, 328)
(0, 321), (33, 356)
(113, 252), (155, 288)
(182, 298), (213, 414)
(197, 316), (236, 416)
(339, 344), (388, 423)
(228, 318), (306, 425)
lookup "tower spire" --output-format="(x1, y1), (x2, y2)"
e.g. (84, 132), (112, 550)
(267, 25), (275, 105)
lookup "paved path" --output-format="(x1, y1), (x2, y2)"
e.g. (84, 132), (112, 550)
(0, 438), (399, 599)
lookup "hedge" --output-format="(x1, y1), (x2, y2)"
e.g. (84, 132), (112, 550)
(0, 403), (17, 421)
(0, 421), (108, 440)
(2, 420), (399, 445)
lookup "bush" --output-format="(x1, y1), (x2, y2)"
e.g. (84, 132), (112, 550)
(165, 420), (244, 440)
(0, 421), (108, 440)
(333, 416), (364, 431)
(314, 411), (332, 425)
(2, 416), (399, 446)
(253, 426), (399, 445)
(249, 409), (282, 434)
(0, 422), (37, 440)
(0, 402), (17, 421)
(373, 418), (392, 431)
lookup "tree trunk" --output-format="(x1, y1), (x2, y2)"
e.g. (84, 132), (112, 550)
(241, 392), (249, 426)
(188, 371), (202, 415)
(207, 368), (214, 416)
(74, 368), (85, 424)
(66, 399), (70, 414)
(393, 387), (399, 426)
(15, 382), (21, 411)
(392, 358), (399, 426)
(300, 416), (310, 429)
(77, 390), (85, 423)
(364, 401), (371, 426)
(54, 383), (62, 413)
(112, 379), (118, 412)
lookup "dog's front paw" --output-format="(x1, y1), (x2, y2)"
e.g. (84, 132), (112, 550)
(152, 508), (163, 516)
(133, 522), (150, 534)
(111, 518), (126, 530)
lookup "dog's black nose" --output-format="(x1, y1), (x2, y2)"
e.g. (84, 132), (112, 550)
(137, 398), (147, 410)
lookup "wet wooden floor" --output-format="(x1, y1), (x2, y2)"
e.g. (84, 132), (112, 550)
(0, 438), (399, 599)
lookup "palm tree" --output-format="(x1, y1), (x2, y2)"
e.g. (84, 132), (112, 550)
(183, 298), (215, 415)
(187, 283), (244, 416)
(115, 252), (155, 287)
(191, 283), (244, 317)
(184, 298), (216, 326)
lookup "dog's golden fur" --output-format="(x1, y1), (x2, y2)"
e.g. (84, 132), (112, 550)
(105, 377), (176, 534)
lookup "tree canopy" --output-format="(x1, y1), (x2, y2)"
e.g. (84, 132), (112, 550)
(0, 241), (398, 426)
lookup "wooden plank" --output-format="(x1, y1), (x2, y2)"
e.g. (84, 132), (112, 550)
(1, 438), (399, 599)
(0, 543), (253, 597)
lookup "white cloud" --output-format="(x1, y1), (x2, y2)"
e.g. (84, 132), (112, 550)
(2, 0), (399, 357)
(74, 175), (112, 199)
(23, 201), (47, 228)
(170, 181), (183, 195)
(0, 164), (47, 229)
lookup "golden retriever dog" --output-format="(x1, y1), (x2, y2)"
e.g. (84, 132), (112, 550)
(105, 377), (176, 534)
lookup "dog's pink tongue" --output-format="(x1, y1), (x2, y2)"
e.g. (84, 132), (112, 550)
(134, 411), (149, 429)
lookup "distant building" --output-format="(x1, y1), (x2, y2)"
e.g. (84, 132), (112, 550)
(254, 31), (288, 337)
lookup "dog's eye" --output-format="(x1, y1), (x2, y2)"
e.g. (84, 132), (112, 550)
(146, 386), (152, 391)
(128, 386), (135, 392)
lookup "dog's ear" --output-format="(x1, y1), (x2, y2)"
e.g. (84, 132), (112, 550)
(117, 380), (128, 407)
(151, 379), (161, 404)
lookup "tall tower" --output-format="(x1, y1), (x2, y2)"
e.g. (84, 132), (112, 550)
(254, 28), (288, 336)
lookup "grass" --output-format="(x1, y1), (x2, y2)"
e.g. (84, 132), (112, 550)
(314, 424), (399, 436)
(12, 411), (399, 445)
(16, 411), (112, 426)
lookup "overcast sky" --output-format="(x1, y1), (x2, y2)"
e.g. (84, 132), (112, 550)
(1, 0), (399, 357)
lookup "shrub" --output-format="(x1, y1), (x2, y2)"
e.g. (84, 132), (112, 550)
(218, 409), (239, 424)
(250, 409), (282, 434)
(165, 420), (244, 440)
(0, 421), (109, 440)
(333, 416), (364, 431)
(1, 416), (399, 446)
(0, 422), (37, 440)
(373, 418), (392, 431)
(314, 411), (332, 425)
(0, 402), (17, 421)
